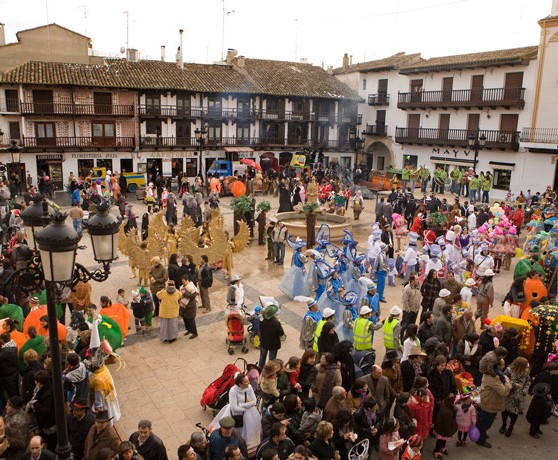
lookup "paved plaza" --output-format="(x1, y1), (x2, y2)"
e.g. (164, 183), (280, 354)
(71, 193), (557, 459)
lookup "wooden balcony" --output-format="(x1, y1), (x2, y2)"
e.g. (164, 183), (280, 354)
(0, 98), (20, 112)
(368, 94), (390, 106)
(397, 87), (525, 110)
(335, 113), (359, 124)
(520, 127), (558, 144)
(395, 127), (519, 151)
(20, 102), (135, 116)
(23, 136), (135, 149)
(363, 124), (388, 136)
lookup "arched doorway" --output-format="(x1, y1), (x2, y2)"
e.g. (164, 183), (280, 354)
(279, 151), (293, 168)
(363, 142), (394, 172)
(260, 152), (278, 171)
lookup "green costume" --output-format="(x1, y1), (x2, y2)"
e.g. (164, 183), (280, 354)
(0, 304), (24, 331)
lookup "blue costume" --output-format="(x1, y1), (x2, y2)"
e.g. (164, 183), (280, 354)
(362, 290), (380, 324)
(279, 237), (308, 299)
(317, 274), (344, 321)
(335, 291), (359, 342)
(305, 252), (334, 300)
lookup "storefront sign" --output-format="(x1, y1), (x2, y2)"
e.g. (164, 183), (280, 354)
(36, 154), (63, 160)
(432, 148), (473, 158)
(140, 151), (198, 159)
(70, 153), (118, 159)
(290, 154), (307, 168)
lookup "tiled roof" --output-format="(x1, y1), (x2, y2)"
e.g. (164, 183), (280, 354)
(0, 58), (361, 100)
(399, 46), (538, 74)
(332, 52), (422, 74)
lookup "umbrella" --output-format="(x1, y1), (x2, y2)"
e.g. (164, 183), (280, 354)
(240, 159), (262, 170)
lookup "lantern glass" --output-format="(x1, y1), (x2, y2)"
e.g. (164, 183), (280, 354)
(25, 225), (37, 251)
(90, 232), (118, 262)
(39, 247), (77, 282)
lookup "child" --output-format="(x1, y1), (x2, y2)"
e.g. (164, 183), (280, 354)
(455, 394), (476, 446)
(433, 393), (457, 458)
(401, 434), (423, 460)
(408, 388), (433, 441)
(285, 356), (302, 392)
(275, 359), (290, 395)
(299, 398), (323, 439)
(378, 417), (404, 459)
(130, 289), (147, 334)
(116, 288), (129, 308)
(259, 361), (280, 402)
(526, 382), (553, 438)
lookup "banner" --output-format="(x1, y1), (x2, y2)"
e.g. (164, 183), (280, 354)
(290, 154), (307, 168)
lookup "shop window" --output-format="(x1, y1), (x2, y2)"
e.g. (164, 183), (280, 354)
(492, 168), (511, 190)
(377, 156), (385, 171)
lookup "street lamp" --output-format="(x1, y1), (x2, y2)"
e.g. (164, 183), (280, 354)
(194, 124), (208, 176)
(7, 139), (22, 163)
(20, 198), (121, 460)
(468, 133), (487, 173)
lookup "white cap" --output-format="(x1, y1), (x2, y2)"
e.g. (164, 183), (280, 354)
(390, 305), (402, 316)
(323, 307), (336, 318)
(484, 269), (495, 277)
(465, 278), (476, 287)
(439, 288), (451, 298)
(359, 306), (373, 315)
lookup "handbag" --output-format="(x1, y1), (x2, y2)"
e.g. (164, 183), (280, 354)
(232, 392), (247, 427)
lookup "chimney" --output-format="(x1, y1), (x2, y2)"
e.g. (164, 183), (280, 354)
(553, 0), (558, 16)
(327, 66), (333, 74)
(161, 45), (166, 62)
(350, 55), (353, 65)
(342, 53), (349, 70)
(0, 23), (5, 47)
(126, 48), (139, 62)
(226, 48), (237, 65)
(236, 55), (245, 68)
(178, 29), (184, 69)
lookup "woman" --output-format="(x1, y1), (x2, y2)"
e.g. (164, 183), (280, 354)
(353, 395), (383, 449)
(500, 327), (521, 366)
(228, 372), (261, 447)
(428, 355), (457, 422)
(458, 226), (471, 251)
(381, 350), (403, 412)
(28, 369), (56, 449)
(167, 253), (181, 286)
(179, 254), (198, 285)
(310, 421), (335, 460)
(317, 271), (344, 321)
(332, 410), (356, 460)
(279, 238), (308, 299)
(455, 332), (482, 383)
(346, 378), (370, 413)
(393, 392), (416, 439)
(226, 274), (245, 309)
(313, 353), (342, 409)
(284, 394), (304, 445)
(141, 213), (150, 240)
(180, 278), (198, 339)
(21, 348), (44, 403)
(401, 324), (421, 362)
(476, 269), (495, 327)
(317, 322), (339, 356)
(333, 340), (355, 391)
(113, 441), (144, 460)
(500, 357), (530, 437)
(299, 349), (318, 399)
(378, 417), (404, 460)
(156, 280), (182, 343)
(149, 256), (167, 317)
(420, 269), (441, 312)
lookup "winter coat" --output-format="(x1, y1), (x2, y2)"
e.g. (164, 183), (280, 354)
(432, 315), (452, 345)
(363, 375), (391, 413)
(129, 431), (169, 460)
(179, 289), (197, 320)
(420, 278), (442, 310)
(381, 363), (404, 398)
(67, 409), (95, 459)
(346, 388), (370, 413)
(434, 399), (457, 437)
(84, 425), (120, 460)
(408, 394), (434, 440)
(526, 394), (552, 425)
(427, 369), (456, 405)
(401, 360), (428, 393)
(394, 402), (416, 439)
(156, 287), (182, 318)
(455, 339), (482, 375)
(451, 316), (476, 345)
(504, 368), (531, 414)
(353, 404), (384, 443)
(259, 317), (285, 351)
(313, 363), (342, 408)
(299, 408), (323, 435)
(149, 263), (167, 293)
(479, 374), (512, 413)
(455, 402), (477, 430)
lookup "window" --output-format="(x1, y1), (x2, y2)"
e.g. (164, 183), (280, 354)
(208, 123), (222, 141)
(376, 156), (385, 171)
(9, 122), (21, 142)
(403, 154), (418, 169)
(236, 123), (250, 140)
(146, 120), (161, 135)
(5, 90), (18, 112)
(93, 92), (112, 114)
(362, 79), (367, 91)
(177, 94), (191, 115)
(237, 97), (251, 116)
(92, 122), (116, 146)
(208, 96), (222, 117)
(492, 168), (512, 190)
(145, 93), (160, 114)
(35, 122), (56, 146)
(339, 157), (352, 169)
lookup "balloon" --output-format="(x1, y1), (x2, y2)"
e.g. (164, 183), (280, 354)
(468, 425), (481, 442)
(231, 180), (246, 198)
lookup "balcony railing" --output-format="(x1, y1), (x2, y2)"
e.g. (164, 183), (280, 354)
(397, 87), (525, 110)
(23, 136), (135, 148)
(356, 114), (362, 125)
(0, 98), (20, 112)
(368, 94), (390, 106)
(335, 113), (359, 124)
(363, 124), (388, 136)
(20, 102), (135, 116)
(395, 127), (519, 151)
(520, 127), (558, 144)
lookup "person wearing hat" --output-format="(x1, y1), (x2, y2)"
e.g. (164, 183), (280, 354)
(432, 288), (451, 319)
(279, 237), (309, 299)
(227, 274), (245, 309)
(84, 410), (120, 460)
(297, 297), (322, 350)
(360, 279), (380, 324)
(400, 347), (428, 392)
(258, 304), (285, 369)
(474, 246), (495, 278)
(424, 245), (443, 280)
(149, 256), (167, 317)
(459, 277), (476, 306)
(67, 397), (95, 460)
(367, 228), (383, 279)
(475, 269), (494, 327)
(312, 307), (335, 352)
(401, 273), (421, 339)
(381, 350), (404, 409)
(1, 396), (29, 459)
(526, 382), (553, 438)
(375, 242), (389, 303)
(353, 306), (382, 352)
(382, 306), (403, 357)
(272, 221), (289, 265)
(209, 416), (248, 460)
(401, 433), (423, 460)
(156, 279), (182, 343)
(402, 232), (419, 283)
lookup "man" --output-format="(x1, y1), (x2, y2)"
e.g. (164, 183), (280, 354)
(225, 445), (243, 460)
(129, 419), (168, 460)
(258, 304), (285, 369)
(450, 166), (462, 194)
(432, 288), (451, 318)
(381, 223), (395, 259)
(83, 410), (120, 460)
(313, 307), (336, 352)
(190, 432), (209, 460)
(402, 233), (419, 283)
(272, 221), (288, 265)
(451, 309), (476, 352)
(21, 435), (56, 460)
(210, 417), (248, 460)
(442, 271), (461, 301)
(177, 441), (198, 460)
(256, 423), (294, 460)
(198, 254), (213, 312)
(323, 386), (349, 422)
(382, 306), (403, 357)
(299, 298), (322, 349)
(66, 398), (94, 460)
(69, 202), (85, 237)
(433, 304), (453, 347)
(0, 332), (18, 410)
(367, 228), (382, 278)
(418, 311), (435, 347)
(362, 365), (391, 414)
(401, 273), (422, 339)
(353, 306), (382, 352)
(375, 197), (386, 223)
(261, 402), (288, 441)
(119, 171), (128, 198)
(3, 396), (29, 458)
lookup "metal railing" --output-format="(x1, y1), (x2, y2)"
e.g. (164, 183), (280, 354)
(397, 87), (525, 109)
(363, 124), (388, 136)
(395, 127), (519, 150)
(0, 98), (20, 112)
(139, 136), (352, 149)
(20, 102), (135, 116)
(520, 127), (558, 144)
(368, 94), (390, 106)
(23, 136), (135, 148)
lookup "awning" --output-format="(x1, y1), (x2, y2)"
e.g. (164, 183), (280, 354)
(430, 156), (476, 167)
(224, 147), (254, 153)
(489, 161), (515, 171)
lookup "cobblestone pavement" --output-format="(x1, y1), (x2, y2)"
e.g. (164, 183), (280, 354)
(69, 192), (556, 459)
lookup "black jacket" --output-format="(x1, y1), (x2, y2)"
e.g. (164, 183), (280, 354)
(401, 359), (429, 393)
(67, 410), (95, 459)
(0, 345), (17, 377)
(353, 404), (384, 444)
(167, 263), (182, 286)
(199, 263), (213, 288)
(259, 317), (285, 351)
(129, 432), (169, 460)
(427, 368), (457, 404)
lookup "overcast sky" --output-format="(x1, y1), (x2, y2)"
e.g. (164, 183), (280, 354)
(0, 0), (552, 67)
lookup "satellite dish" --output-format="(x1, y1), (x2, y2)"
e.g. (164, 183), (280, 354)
(120, 46), (126, 54)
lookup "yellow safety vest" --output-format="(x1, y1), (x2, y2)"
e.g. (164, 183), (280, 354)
(382, 319), (400, 350)
(313, 319), (326, 351)
(353, 317), (373, 351)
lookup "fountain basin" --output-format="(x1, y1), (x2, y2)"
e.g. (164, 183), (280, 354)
(275, 212), (351, 242)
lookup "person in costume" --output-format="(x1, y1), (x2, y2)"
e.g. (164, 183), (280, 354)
(367, 227), (383, 278)
(317, 270), (345, 322)
(403, 232), (419, 283)
(352, 190), (365, 220)
(347, 254), (366, 296)
(424, 244), (443, 278)
(376, 242), (389, 303)
(360, 279), (380, 324)
(279, 237), (309, 299)
(474, 245), (495, 278)
(296, 297), (322, 349)
(336, 291), (360, 342)
(305, 250), (334, 301)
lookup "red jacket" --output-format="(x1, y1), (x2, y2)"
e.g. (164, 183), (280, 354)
(408, 394), (434, 440)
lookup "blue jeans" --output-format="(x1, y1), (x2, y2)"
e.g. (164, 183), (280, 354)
(409, 180), (415, 192)
(421, 179), (428, 193)
(274, 242), (285, 263)
(377, 270), (387, 301)
(469, 188), (477, 203)
(258, 347), (278, 369)
(401, 180), (408, 192)
(72, 219), (82, 237)
(403, 264), (416, 283)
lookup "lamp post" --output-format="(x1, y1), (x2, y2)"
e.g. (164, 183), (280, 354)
(21, 198), (121, 460)
(194, 125), (208, 176)
(468, 133), (487, 173)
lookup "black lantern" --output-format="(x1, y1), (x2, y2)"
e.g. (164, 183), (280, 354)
(20, 196), (55, 251)
(84, 201), (122, 263)
(467, 133), (487, 173)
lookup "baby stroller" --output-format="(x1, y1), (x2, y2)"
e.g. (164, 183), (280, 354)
(201, 358), (248, 413)
(353, 350), (376, 379)
(226, 308), (249, 355)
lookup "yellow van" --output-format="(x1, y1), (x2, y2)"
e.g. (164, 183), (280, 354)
(91, 167), (146, 192)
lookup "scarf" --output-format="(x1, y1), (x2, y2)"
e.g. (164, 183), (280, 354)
(412, 360), (423, 377)
(357, 389), (368, 405)
(364, 407), (377, 426)
(464, 340), (478, 356)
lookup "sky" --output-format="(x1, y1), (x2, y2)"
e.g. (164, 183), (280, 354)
(0, 0), (553, 68)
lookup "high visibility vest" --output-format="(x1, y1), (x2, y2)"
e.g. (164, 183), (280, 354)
(353, 317), (373, 351)
(382, 319), (399, 350)
(313, 319), (326, 351)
